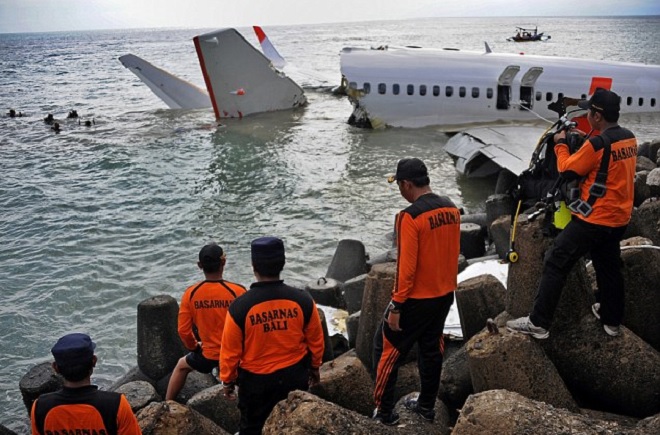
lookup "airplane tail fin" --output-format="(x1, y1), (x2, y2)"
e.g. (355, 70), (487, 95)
(484, 42), (492, 53)
(253, 26), (287, 69)
(194, 28), (306, 120)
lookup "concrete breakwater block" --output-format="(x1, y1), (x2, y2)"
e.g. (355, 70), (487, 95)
(137, 295), (186, 381)
(486, 193), (514, 234)
(305, 277), (344, 309)
(439, 345), (473, 411)
(346, 311), (360, 349)
(136, 400), (228, 434)
(19, 361), (63, 414)
(317, 308), (334, 362)
(115, 380), (160, 413)
(187, 384), (241, 434)
(342, 274), (367, 314)
(466, 329), (578, 412)
(325, 239), (368, 283)
(460, 222), (486, 259)
(455, 274), (506, 341)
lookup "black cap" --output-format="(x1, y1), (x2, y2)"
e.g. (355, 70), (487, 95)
(199, 243), (224, 269)
(387, 158), (428, 183)
(251, 237), (285, 262)
(51, 333), (96, 367)
(577, 88), (620, 116)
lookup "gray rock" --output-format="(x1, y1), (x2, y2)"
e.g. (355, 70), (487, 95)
(439, 345), (473, 412)
(155, 370), (218, 404)
(489, 214), (511, 259)
(486, 194), (514, 235)
(646, 167), (660, 197)
(306, 277), (345, 309)
(187, 384), (241, 434)
(326, 239), (368, 283)
(460, 222), (486, 259)
(137, 400), (229, 434)
(455, 274), (506, 341)
(626, 199), (660, 245)
(634, 170), (651, 207)
(636, 155), (656, 172)
(109, 365), (156, 392)
(346, 311), (360, 349)
(115, 380), (160, 413)
(19, 361), (63, 414)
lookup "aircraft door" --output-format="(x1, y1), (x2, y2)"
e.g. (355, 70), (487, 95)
(496, 65), (520, 110)
(519, 67), (543, 110)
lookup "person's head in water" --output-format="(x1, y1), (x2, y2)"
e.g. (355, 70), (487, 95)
(8, 109), (16, 118)
(44, 113), (54, 123)
(52, 122), (61, 133)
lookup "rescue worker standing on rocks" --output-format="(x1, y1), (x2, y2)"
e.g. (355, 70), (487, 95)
(220, 236), (325, 435)
(166, 243), (246, 401)
(31, 333), (141, 434)
(507, 88), (637, 339)
(373, 158), (461, 425)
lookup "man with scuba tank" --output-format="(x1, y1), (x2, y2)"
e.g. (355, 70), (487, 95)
(507, 88), (637, 339)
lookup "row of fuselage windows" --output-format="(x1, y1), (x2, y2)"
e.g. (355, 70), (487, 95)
(354, 82), (658, 108)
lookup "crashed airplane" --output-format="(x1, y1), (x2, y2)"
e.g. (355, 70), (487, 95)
(339, 44), (660, 176)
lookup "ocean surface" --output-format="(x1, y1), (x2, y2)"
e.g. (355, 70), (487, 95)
(1, 16), (659, 430)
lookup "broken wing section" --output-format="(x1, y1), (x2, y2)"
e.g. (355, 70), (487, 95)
(119, 54), (211, 109)
(444, 125), (546, 177)
(193, 28), (307, 120)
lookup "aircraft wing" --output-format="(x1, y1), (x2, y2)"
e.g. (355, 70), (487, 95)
(444, 125), (548, 177)
(194, 28), (307, 120)
(118, 54), (211, 109)
(253, 26), (286, 69)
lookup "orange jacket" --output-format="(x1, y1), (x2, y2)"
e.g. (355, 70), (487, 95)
(178, 280), (247, 360)
(31, 386), (141, 435)
(555, 126), (636, 227)
(220, 281), (324, 381)
(392, 192), (461, 305)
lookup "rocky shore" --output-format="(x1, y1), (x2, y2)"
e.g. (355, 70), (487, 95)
(10, 139), (660, 434)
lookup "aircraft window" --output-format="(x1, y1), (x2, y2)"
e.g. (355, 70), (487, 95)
(535, 91), (542, 101)
(446, 86), (454, 97)
(378, 83), (386, 95)
(459, 87), (466, 98)
(433, 85), (440, 96)
(420, 85), (427, 96)
(627, 96), (632, 106)
(487, 88), (494, 99)
(639, 97), (644, 106)
(472, 87), (479, 98)
(407, 84), (414, 95)
(363, 83), (371, 94)
(546, 92), (553, 101)
(393, 84), (400, 95)
(652, 98), (656, 107)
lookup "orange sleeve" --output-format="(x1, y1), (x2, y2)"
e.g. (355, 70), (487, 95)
(220, 314), (243, 383)
(305, 306), (325, 369)
(393, 212), (419, 304)
(555, 141), (598, 176)
(30, 399), (39, 435)
(177, 287), (198, 351)
(117, 395), (142, 434)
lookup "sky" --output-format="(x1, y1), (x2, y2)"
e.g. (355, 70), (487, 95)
(0, 0), (659, 34)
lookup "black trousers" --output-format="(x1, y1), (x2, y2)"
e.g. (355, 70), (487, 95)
(530, 217), (627, 329)
(237, 356), (309, 435)
(373, 293), (454, 413)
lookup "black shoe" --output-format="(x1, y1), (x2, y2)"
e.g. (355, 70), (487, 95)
(372, 408), (400, 426)
(403, 397), (435, 422)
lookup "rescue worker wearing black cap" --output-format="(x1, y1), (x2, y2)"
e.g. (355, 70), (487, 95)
(508, 88), (637, 339)
(220, 236), (325, 435)
(166, 242), (247, 401)
(373, 158), (461, 425)
(31, 333), (141, 434)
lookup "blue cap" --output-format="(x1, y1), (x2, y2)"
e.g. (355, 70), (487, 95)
(51, 333), (96, 367)
(251, 237), (285, 262)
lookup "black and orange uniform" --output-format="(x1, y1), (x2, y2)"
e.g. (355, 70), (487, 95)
(221, 280), (324, 435)
(374, 192), (461, 415)
(31, 385), (141, 435)
(178, 279), (247, 370)
(530, 126), (637, 329)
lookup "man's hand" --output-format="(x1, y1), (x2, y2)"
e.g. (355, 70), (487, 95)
(222, 381), (237, 400)
(554, 130), (567, 143)
(386, 310), (401, 331)
(309, 367), (320, 388)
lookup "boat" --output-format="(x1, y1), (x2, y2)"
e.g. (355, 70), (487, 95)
(507, 26), (550, 42)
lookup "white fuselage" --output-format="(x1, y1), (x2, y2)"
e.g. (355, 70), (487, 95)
(340, 46), (660, 130)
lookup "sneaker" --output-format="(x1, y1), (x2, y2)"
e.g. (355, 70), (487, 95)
(592, 303), (620, 336)
(403, 397), (435, 422)
(506, 316), (550, 339)
(372, 408), (400, 426)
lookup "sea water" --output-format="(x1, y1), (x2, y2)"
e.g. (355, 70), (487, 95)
(1, 16), (660, 430)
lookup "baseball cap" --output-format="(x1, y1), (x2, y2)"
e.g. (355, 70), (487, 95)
(577, 88), (620, 116)
(387, 158), (428, 183)
(199, 243), (224, 269)
(51, 333), (96, 367)
(251, 237), (285, 262)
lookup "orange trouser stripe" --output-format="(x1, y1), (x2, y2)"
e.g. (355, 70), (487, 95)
(373, 333), (400, 408)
